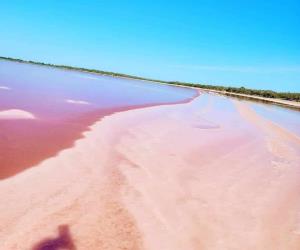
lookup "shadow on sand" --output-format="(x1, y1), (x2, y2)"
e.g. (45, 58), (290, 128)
(32, 225), (76, 250)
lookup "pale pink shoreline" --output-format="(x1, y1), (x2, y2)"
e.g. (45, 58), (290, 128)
(0, 93), (300, 249)
(158, 81), (300, 109)
(203, 88), (300, 109)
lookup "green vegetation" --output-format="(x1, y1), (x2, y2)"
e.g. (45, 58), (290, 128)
(168, 82), (300, 102)
(0, 56), (166, 83)
(1, 56), (299, 102)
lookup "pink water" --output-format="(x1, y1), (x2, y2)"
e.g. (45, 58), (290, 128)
(0, 60), (197, 179)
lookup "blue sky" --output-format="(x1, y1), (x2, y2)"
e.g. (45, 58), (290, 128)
(0, 0), (299, 92)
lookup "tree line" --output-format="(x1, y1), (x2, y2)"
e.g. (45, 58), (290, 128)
(168, 82), (300, 102)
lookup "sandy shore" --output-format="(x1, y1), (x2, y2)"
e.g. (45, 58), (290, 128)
(140, 81), (300, 109)
(0, 93), (300, 249)
(202, 88), (300, 109)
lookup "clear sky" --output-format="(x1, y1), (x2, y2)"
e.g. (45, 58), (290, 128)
(1, 0), (299, 92)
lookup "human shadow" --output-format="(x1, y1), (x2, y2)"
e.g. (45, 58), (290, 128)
(32, 225), (76, 250)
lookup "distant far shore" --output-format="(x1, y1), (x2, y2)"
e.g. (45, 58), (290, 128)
(159, 82), (300, 110)
(203, 89), (300, 109)
(1, 56), (299, 108)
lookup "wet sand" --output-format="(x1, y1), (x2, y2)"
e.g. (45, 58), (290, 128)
(0, 92), (299, 249)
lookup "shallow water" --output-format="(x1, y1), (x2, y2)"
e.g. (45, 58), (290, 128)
(249, 101), (300, 137)
(0, 60), (196, 179)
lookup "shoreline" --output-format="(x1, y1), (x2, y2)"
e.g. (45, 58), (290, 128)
(203, 88), (300, 109)
(0, 58), (199, 180)
(159, 82), (300, 110)
(0, 91), (199, 180)
(0, 94), (201, 249)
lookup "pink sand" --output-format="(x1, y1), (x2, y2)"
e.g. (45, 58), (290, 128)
(0, 93), (299, 249)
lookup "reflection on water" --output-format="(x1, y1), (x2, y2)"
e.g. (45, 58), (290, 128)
(0, 60), (197, 179)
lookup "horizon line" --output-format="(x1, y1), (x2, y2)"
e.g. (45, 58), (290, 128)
(0, 55), (299, 95)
